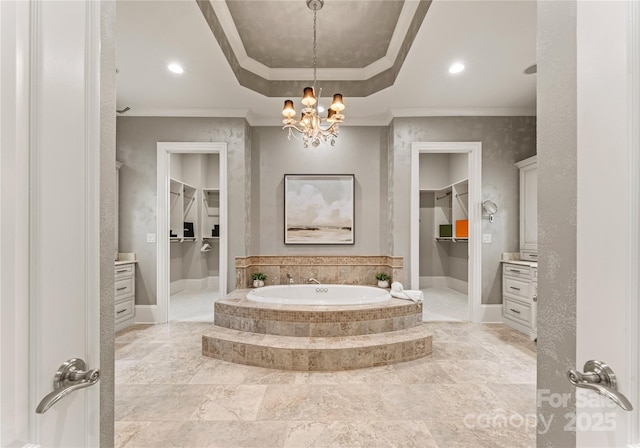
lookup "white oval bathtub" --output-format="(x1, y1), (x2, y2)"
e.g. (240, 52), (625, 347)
(246, 284), (391, 305)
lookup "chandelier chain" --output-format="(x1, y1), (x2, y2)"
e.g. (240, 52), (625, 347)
(312, 6), (317, 95)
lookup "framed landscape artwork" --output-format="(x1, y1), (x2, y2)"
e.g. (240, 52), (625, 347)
(284, 174), (355, 245)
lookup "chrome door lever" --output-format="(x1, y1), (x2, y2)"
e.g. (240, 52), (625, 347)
(36, 358), (100, 414)
(567, 360), (633, 411)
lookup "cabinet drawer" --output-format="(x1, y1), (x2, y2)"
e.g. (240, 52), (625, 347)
(115, 277), (134, 299)
(115, 298), (134, 323)
(503, 277), (531, 301)
(503, 264), (531, 280)
(520, 251), (538, 262)
(504, 297), (532, 324)
(115, 264), (134, 279)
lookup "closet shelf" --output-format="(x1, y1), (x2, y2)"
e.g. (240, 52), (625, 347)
(435, 237), (468, 243)
(170, 237), (198, 243)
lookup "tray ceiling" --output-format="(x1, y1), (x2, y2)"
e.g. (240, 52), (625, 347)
(115, 0), (537, 125)
(198, 0), (432, 97)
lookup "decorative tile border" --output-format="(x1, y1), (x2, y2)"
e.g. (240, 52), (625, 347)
(236, 255), (403, 289)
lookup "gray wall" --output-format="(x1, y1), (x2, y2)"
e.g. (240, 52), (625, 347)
(116, 116), (534, 306)
(419, 192), (443, 276)
(116, 117), (250, 305)
(250, 126), (389, 255)
(537, 1), (576, 446)
(449, 153), (468, 184)
(391, 116), (536, 304)
(419, 153), (449, 189)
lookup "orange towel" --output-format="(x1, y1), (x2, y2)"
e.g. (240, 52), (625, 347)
(456, 219), (468, 238)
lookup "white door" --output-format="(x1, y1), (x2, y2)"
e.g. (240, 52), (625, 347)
(1, 1), (102, 446)
(574, 1), (639, 446)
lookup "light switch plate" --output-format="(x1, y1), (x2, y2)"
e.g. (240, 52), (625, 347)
(147, 233), (156, 243)
(482, 233), (492, 244)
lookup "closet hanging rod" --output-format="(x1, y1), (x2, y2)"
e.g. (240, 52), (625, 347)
(455, 192), (468, 197)
(436, 192), (451, 200)
(170, 191), (180, 196)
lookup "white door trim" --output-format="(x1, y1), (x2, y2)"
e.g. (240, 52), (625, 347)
(156, 142), (228, 324)
(410, 142), (482, 323)
(629, 0), (640, 441)
(1, 1), (33, 443)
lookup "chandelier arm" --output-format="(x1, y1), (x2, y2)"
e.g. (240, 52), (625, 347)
(282, 124), (306, 134)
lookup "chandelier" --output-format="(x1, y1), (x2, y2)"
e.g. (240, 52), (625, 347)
(281, 0), (345, 148)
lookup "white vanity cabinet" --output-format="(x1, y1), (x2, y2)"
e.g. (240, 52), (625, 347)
(115, 262), (136, 332)
(502, 262), (537, 340)
(516, 156), (537, 261)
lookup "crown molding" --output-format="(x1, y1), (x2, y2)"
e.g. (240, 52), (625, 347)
(114, 106), (536, 126)
(116, 107), (250, 118)
(390, 106), (537, 117)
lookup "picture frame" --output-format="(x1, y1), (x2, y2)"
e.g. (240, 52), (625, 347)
(284, 174), (355, 245)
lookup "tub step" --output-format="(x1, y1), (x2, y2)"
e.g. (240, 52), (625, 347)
(202, 325), (432, 371)
(214, 296), (422, 337)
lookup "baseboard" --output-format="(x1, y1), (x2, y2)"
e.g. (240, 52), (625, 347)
(478, 304), (503, 323)
(446, 277), (468, 294)
(134, 305), (162, 324)
(170, 279), (184, 295)
(183, 277), (208, 292)
(419, 276), (448, 288)
(419, 276), (468, 295)
(171, 277), (219, 294)
(207, 276), (219, 290)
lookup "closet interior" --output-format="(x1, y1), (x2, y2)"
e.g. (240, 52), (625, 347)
(169, 153), (220, 321)
(419, 153), (470, 321)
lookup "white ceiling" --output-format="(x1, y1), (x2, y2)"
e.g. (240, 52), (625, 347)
(115, 0), (536, 126)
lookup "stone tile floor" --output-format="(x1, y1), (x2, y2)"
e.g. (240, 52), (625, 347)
(170, 288), (219, 322)
(115, 321), (537, 448)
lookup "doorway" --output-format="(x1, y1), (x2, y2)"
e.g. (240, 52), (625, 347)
(157, 142), (228, 323)
(410, 142), (483, 323)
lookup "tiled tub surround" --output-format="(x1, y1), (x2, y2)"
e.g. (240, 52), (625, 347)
(235, 255), (403, 289)
(203, 289), (432, 371)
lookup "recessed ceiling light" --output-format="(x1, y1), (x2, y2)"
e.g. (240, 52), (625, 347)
(168, 63), (184, 74)
(449, 63), (465, 74)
